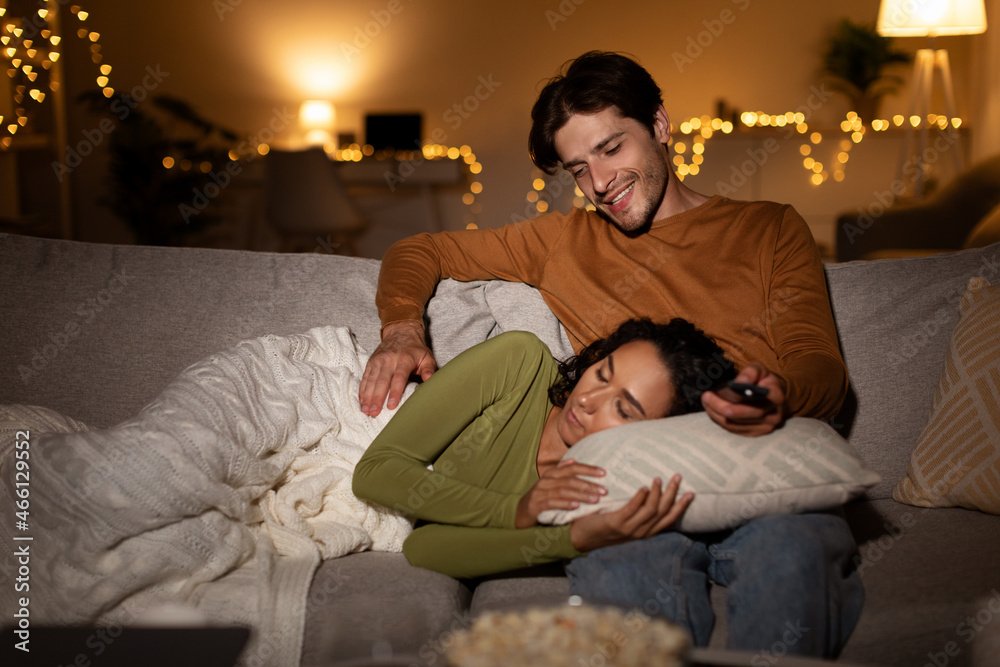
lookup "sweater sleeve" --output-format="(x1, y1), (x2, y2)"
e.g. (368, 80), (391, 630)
(403, 523), (581, 579)
(353, 332), (555, 530)
(768, 206), (849, 419)
(375, 215), (569, 332)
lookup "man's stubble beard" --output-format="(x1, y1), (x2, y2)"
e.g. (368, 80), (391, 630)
(598, 147), (670, 236)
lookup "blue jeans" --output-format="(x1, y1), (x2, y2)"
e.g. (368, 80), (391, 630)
(564, 512), (864, 657)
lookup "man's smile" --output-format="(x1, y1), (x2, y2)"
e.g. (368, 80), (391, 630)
(603, 181), (635, 212)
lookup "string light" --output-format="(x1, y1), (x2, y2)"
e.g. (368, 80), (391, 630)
(517, 108), (964, 199)
(685, 110), (962, 186)
(670, 115), (734, 181)
(328, 141), (482, 227)
(1, 2), (112, 149)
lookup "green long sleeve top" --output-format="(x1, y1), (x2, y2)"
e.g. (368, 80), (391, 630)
(352, 331), (583, 578)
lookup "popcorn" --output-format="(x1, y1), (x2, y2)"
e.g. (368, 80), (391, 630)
(446, 603), (689, 666)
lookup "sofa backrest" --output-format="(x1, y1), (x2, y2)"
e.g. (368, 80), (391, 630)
(0, 233), (570, 429)
(4, 232), (998, 500)
(825, 242), (1000, 499)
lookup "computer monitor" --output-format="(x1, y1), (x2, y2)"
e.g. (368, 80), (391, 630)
(364, 113), (423, 152)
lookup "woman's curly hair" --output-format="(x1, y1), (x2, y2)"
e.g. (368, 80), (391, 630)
(548, 318), (737, 417)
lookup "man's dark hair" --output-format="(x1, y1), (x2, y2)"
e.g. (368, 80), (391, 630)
(549, 318), (736, 417)
(529, 51), (664, 174)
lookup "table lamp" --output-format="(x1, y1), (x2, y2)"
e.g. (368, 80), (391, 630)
(876, 0), (988, 198)
(299, 100), (336, 148)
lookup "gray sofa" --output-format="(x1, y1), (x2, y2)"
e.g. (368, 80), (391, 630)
(1, 232), (998, 667)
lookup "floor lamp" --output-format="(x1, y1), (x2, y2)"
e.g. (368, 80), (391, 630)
(877, 0), (988, 199)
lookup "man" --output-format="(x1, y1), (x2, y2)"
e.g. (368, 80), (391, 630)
(359, 51), (862, 656)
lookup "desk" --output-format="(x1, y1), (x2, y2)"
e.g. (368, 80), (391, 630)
(336, 156), (472, 258)
(338, 157), (468, 233)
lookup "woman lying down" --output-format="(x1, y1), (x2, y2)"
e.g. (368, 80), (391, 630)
(352, 317), (736, 579)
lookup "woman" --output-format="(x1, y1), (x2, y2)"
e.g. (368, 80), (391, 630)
(352, 318), (736, 579)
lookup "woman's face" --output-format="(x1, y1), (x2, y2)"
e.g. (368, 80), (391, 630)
(556, 340), (674, 447)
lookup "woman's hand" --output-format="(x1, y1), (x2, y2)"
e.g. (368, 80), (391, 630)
(568, 474), (693, 553)
(515, 459), (606, 529)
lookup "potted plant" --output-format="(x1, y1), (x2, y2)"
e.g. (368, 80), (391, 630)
(821, 18), (912, 122)
(78, 92), (240, 246)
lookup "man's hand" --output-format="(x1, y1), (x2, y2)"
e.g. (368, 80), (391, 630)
(701, 363), (787, 437)
(515, 459), (606, 529)
(360, 321), (437, 417)
(569, 474), (693, 553)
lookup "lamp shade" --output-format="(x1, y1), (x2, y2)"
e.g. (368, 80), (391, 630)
(877, 0), (988, 36)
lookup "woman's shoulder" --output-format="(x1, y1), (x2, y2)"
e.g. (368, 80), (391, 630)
(447, 331), (556, 378)
(480, 330), (553, 359)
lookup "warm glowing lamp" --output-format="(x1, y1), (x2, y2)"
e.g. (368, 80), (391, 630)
(877, 0), (987, 36)
(877, 0), (987, 197)
(299, 100), (335, 147)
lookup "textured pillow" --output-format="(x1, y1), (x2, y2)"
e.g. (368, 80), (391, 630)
(893, 277), (1000, 513)
(426, 279), (496, 367)
(484, 281), (575, 361)
(537, 413), (880, 532)
(963, 203), (1000, 249)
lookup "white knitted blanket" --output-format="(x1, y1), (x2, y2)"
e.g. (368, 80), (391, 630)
(0, 326), (413, 666)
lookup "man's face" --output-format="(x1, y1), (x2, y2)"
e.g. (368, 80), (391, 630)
(554, 107), (671, 233)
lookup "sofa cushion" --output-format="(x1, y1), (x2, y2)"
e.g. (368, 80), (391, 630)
(824, 242), (1000, 499)
(300, 552), (471, 666)
(893, 277), (1000, 513)
(537, 414), (879, 532)
(840, 499), (1000, 666)
(467, 564), (570, 617)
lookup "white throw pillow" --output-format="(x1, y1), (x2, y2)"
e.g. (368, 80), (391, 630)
(537, 413), (880, 532)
